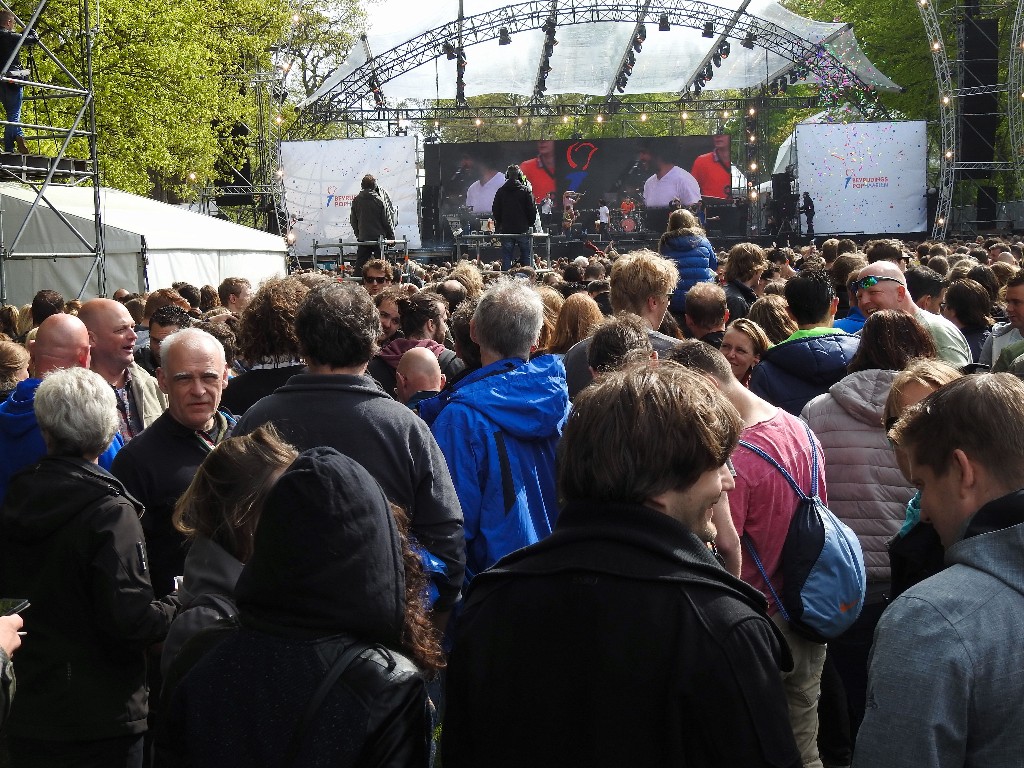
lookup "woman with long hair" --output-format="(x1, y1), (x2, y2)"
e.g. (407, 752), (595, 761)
(720, 318), (769, 386)
(746, 295), (797, 346)
(658, 207), (716, 322)
(940, 278), (993, 363)
(543, 292), (603, 357)
(160, 425), (299, 676)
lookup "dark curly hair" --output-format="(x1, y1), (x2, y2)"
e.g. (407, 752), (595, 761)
(237, 277), (309, 363)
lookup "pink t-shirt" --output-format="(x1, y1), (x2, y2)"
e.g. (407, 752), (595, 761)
(728, 409), (827, 614)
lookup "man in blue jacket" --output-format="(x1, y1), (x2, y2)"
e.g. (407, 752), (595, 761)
(0, 313), (122, 503)
(750, 269), (860, 415)
(421, 279), (570, 584)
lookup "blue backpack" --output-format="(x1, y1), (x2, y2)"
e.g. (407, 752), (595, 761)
(738, 423), (866, 643)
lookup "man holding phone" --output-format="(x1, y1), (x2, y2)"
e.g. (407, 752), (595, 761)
(0, 607), (23, 728)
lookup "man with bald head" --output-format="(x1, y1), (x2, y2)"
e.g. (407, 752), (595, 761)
(855, 261), (971, 367)
(0, 314), (123, 502)
(396, 346), (445, 409)
(79, 298), (165, 442)
(111, 328), (233, 598)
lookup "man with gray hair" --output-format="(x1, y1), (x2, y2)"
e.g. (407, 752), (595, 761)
(419, 279), (570, 584)
(112, 327), (233, 598)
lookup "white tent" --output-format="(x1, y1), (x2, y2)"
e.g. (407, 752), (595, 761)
(0, 184), (288, 306)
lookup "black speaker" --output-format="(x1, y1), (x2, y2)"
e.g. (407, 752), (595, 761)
(977, 186), (997, 226)
(960, 18), (999, 175)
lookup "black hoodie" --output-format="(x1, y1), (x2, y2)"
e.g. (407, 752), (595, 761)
(0, 457), (177, 740)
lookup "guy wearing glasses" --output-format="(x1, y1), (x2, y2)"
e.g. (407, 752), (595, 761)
(360, 259), (395, 297)
(854, 261), (971, 368)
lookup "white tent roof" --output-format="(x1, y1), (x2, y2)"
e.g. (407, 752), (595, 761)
(0, 184), (287, 304)
(301, 0), (898, 107)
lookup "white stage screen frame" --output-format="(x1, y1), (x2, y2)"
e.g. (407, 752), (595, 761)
(796, 121), (927, 235)
(281, 136), (421, 257)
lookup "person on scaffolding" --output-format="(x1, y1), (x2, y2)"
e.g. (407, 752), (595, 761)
(0, 10), (35, 155)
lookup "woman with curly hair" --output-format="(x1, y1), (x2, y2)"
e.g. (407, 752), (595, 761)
(220, 277), (309, 415)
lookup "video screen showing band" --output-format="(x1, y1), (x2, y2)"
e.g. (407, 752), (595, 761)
(424, 135), (734, 237)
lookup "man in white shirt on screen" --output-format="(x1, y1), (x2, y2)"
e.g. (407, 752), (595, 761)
(465, 154), (505, 214)
(640, 143), (701, 208)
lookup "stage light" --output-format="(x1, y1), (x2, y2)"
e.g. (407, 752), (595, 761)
(637, 23), (647, 41)
(682, 111), (689, 120)
(704, 63), (713, 80)
(499, 27), (511, 45)
(275, 168), (284, 178)
(640, 113), (648, 121)
(275, 114), (284, 124)
(474, 117), (482, 126)
(722, 110), (730, 118)
(516, 117), (524, 125)
(713, 53), (722, 68)
(749, 161), (757, 171)
(748, 106), (756, 116)
(937, 217), (945, 226)
(932, 41), (941, 51)
(941, 95), (950, 105)
(779, 78), (788, 93)
(944, 149), (953, 159)
(563, 115), (570, 123)
(749, 189), (758, 200)
(633, 37), (642, 53)
(742, 32), (755, 49)
(703, 22), (714, 38)
(286, 231), (297, 244)
(596, 114), (604, 123)
(719, 41), (731, 58)
(627, 51), (636, 66)
(434, 120), (440, 128)
(443, 42), (457, 60)
(659, 14), (670, 31)
(748, 134), (756, 143)
(187, 171), (197, 181)
(291, 13), (300, 23)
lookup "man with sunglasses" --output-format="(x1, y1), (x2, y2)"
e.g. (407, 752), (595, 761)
(360, 259), (395, 297)
(854, 262), (971, 368)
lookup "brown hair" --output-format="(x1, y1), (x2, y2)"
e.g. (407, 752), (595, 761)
(217, 277), (251, 308)
(547, 292), (603, 355)
(144, 288), (189, 321)
(609, 249), (679, 315)
(891, 373), (1024, 484)
(883, 357), (962, 428)
(943, 279), (993, 329)
(533, 285), (565, 352)
(173, 425), (299, 564)
(237, 277), (308, 363)
(847, 309), (936, 373)
(747, 295), (797, 346)
(0, 305), (18, 338)
(667, 338), (735, 384)
(0, 339), (28, 391)
(558, 362), (741, 503)
(727, 317), (771, 358)
(586, 313), (653, 373)
(724, 242), (767, 283)
(683, 282), (727, 329)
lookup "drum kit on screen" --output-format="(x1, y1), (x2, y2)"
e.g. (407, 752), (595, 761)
(613, 196), (643, 234)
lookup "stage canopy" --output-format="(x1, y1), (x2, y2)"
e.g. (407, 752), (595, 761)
(300, 0), (899, 111)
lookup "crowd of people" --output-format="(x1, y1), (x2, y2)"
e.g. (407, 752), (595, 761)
(0, 224), (1023, 768)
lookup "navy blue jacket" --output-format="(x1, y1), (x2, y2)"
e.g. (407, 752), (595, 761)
(750, 330), (860, 415)
(659, 230), (717, 313)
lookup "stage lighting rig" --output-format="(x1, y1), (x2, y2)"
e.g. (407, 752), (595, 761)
(712, 53), (722, 68)
(498, 27), (511, 45)
(659, 14), (670, 31)
(442, 42), (457, 60)
(719, 41), (731, 58)
(702, 22), (714, 38)
(704, 63), (713, 80)
(741, 32), (756, 49)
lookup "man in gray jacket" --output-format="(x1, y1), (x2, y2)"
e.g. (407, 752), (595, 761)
(855, 373), (1024, 767)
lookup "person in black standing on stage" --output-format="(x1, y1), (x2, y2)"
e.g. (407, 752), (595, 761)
(800, 192), (815, 237)
(0, 10), (33, 155)
(350, 174), (397, 273)
(492, 164), (537, 271)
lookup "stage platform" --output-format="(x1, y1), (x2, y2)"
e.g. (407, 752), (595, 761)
(0, 153), (91, 183)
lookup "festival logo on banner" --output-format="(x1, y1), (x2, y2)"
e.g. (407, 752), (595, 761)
(844, 171), (889, 190)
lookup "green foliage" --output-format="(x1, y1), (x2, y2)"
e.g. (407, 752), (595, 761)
(18, 0), (290, 197)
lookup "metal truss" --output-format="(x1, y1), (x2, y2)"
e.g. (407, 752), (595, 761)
(918, 0), (955, 239)
(0, 0), (103, 301)
(292, 0), (876, 137)
(1009, 0), (1024, 185)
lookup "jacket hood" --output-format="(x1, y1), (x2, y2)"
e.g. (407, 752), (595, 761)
(235, 446), (405, 644)
(0, 378), (41, 441)
(948, 490), (1024, 596)
(441, 355), (568, 439)
(762, 331), (860, 385)
(1, 456), (137, 543)
(659, 230), (707, 250)
(177, 535), (244, 606)
(378, 338), (446, 369)
(828, 368), (898, 427)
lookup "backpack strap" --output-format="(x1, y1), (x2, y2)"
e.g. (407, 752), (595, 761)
(283, 641), (374, 767)
(741, 533), (790, 624)
(801, 422), (820, 499)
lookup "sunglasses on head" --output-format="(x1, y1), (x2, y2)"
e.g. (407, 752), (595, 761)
(854, 275), (904, 291)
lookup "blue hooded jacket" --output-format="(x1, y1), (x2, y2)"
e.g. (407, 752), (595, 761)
(659, 231), (717, 313)
(749, 331), (861, 416)
(0, 378), (123, 503)
(421, 355), (569, 584)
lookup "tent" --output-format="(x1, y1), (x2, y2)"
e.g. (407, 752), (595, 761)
(0, 184), (288, 306)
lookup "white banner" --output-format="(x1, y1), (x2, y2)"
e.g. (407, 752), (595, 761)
(796, 121), (927, 235)
(281, 137), (421, 257)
